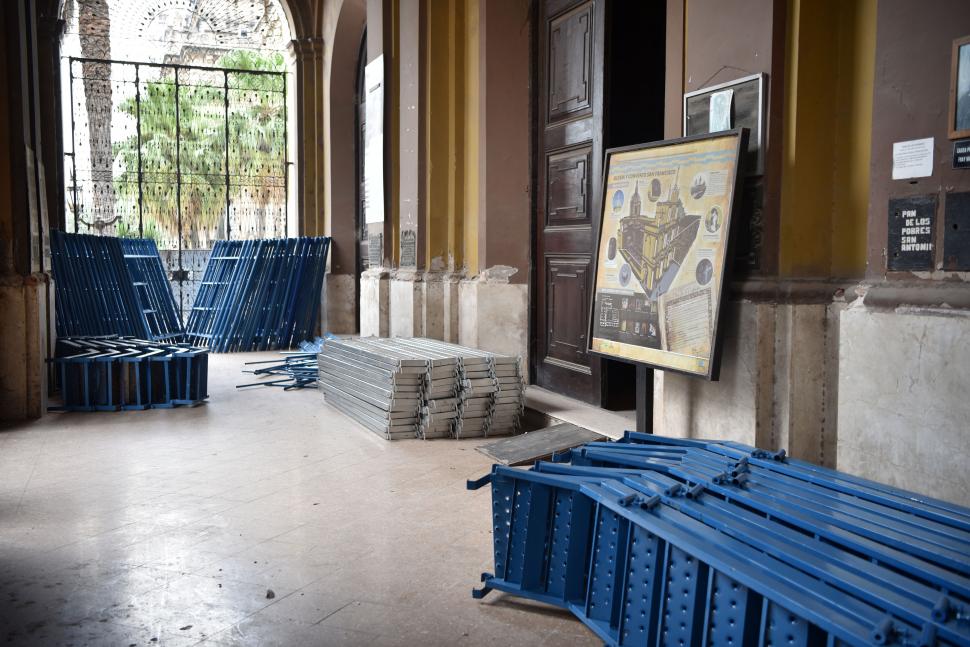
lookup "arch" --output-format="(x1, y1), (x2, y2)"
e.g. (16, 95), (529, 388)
(319, 0), (366, 333)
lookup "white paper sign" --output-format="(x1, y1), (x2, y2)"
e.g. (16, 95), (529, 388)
(364, 55), (385, 224)
(708, 89), (733, 132)
(892, 137), (934, 180)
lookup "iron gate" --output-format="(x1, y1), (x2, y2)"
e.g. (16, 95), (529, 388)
(65, 56), (289, 319)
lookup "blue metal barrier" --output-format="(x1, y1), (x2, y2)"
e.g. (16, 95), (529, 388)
(185, 237), (330, 352)
(51, 231), (183, 341)
(50, 336), (208, 412)
(468, 434), (970, 646)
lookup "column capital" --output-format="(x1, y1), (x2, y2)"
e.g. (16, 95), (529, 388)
(287, 37), (325, 61)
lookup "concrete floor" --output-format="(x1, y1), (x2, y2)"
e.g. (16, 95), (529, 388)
(0, 353), (597, 646)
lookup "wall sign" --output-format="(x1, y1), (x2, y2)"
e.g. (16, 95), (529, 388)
(887, 195), (936, 271)
(953, 139), (970, 169)
(363, 55), (385, 224)
(892, 138), (934, 180)
(400, 230), (417, 267)
(943, 191), (970, 270)
(587, 129), (748, 381)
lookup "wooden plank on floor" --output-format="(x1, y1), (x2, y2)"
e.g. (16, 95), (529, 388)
(477, 423), (604, 466)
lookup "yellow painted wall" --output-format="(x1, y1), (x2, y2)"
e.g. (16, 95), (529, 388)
(462, 0), (479, 276)
(423, 0), (467, 270)
(779, 0), (873, 278)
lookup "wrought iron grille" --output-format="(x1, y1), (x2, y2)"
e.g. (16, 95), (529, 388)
(65, 56), (289, 318)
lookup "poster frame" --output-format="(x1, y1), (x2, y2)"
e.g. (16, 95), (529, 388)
(949, 35), (970, 140)
(585, 128), (749, 381)
(683, 72), (765, 175)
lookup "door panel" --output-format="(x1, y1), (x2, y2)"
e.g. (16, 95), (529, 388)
(535, 0), (604, 403)
(546, 147), (591, 227)
(545, 255), (592, 368)
(548, 5), (593, 121)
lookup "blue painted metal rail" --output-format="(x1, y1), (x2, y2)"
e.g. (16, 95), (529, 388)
(468, 433), (970, 646)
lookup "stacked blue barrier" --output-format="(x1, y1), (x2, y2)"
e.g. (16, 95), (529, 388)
(50, 336), (208, 412)
(468, 433), (970, 646)
(185, 237), (330, 352)
(50, 231), (183, 341)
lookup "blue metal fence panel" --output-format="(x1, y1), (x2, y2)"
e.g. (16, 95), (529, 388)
(51, 231), (182, 341)
(184, 236), (330, 352)
(469, 434), (970, 646)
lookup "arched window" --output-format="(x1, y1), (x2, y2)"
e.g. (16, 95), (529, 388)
(59, 0), (295, 316)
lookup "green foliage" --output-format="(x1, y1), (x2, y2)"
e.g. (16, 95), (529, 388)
(112, 50), (287, 247)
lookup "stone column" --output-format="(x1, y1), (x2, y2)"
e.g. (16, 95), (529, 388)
(0, 0), (52, 420)
(288, 37), (326, 237)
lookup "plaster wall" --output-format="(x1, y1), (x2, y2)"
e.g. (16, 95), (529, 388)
(322, 273), (356, 334)
(838, 305), (970, 506)
(656, 295), (841, 467)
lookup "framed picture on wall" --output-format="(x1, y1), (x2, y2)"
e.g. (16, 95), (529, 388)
(586, 129), (748, 380)
(684, 73), (766, 175)
(949, 35), (970, 140)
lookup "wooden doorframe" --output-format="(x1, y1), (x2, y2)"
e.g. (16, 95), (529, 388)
(529, 0), (666, 407)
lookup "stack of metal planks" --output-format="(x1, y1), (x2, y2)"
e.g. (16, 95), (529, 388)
(317, 338), (425, 439)
(50, 336), (208, 412)
(468, 432), (970, 647)
(317, 337), (524, 440)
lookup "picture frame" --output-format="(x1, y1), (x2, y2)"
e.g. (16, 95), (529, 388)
(949, 35), (970, 140)
(683, 73), (765, 176)
(586, 129), (748, 380)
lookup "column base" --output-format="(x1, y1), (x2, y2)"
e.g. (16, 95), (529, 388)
(359, 268), (390, 337)
(458, 278), (529, 382)
(0, 273), (50, 420)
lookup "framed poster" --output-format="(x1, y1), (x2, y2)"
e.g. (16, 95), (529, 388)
(684, 73), (765, 175)
(950, 36), (970, 140)
(587, 129), (748, 380)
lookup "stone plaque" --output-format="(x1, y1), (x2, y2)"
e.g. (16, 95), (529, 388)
(888, 195), (936, 271)
(400, 230), (417, 267)
(943, 191), (970, 270)
(368, 232), (383, 268)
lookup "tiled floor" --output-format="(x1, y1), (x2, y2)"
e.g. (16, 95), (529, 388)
(0, 353), (597, 646)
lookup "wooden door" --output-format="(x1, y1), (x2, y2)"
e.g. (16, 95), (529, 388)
(534, 0), (605, 403)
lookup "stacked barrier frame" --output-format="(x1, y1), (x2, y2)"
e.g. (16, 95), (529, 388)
(468, 433), (970, 646)
(50, 337), (208, 411)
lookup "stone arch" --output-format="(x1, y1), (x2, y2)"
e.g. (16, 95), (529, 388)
(320, 0), (366, 333)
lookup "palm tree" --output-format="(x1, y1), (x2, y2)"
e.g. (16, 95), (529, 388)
(113, 50), (286, 247)
(72, 0), (118, 233)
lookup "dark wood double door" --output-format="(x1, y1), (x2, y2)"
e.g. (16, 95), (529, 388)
(534, 0), (666, 406)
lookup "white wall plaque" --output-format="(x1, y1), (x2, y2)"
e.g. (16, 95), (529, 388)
(892, 137), (934, 180)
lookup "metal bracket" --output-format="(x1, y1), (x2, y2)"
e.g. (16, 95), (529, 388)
(472, 572), (494, 599)
(467, 473), (493, 490)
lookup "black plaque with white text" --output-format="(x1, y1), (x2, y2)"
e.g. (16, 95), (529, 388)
(888, 195), (936, 271)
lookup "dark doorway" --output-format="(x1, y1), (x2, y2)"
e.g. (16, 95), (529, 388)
(354, 30), (368, 332)
(532, 0), (666, 407)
